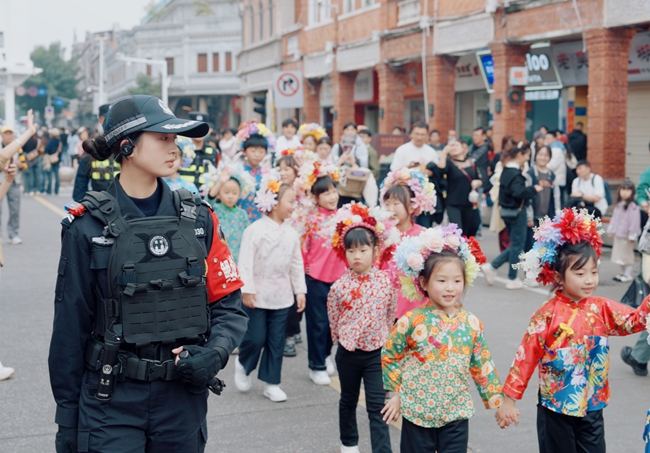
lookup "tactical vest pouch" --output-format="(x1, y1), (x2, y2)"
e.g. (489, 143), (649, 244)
(115, 216), (209, 345)
(83, 189), (209, 347)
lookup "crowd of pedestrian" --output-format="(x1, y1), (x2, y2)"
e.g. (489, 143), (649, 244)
(4, 95), (650, 453)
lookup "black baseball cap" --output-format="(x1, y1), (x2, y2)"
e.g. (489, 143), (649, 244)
(103, 95), (209, 147)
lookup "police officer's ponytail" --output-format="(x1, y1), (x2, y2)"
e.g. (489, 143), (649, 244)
(82, 133), (142, 163)
(82, 135), (114, 161)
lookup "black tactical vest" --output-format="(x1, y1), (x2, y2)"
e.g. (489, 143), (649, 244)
(82, 189), (209, 347)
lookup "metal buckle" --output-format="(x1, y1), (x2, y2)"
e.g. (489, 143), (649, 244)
(147, 361), (167, 381)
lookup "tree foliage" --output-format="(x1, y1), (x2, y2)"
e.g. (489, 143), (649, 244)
(129, 73), (162, 98)
(19, 42), (78, 114)
(193, 0), (214, 16)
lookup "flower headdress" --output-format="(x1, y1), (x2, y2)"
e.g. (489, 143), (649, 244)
(393, 225), (487, 301)
(325, 202), (401, 266)
(236, 120), (277, 154)
(295, 159), (340, 193)
(254, 170), (284, 213)
(211, 161), (256, 199)
(298, 123), (327, 142)
(176, 136), (197, 168)
(515, 208), (603, 286)
(379, 167), (437, 217)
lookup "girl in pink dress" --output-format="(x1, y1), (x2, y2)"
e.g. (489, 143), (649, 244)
(379, 168), (437, 318)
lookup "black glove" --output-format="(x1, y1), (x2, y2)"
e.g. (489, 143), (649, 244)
(55, 426), (77, 453)
(176, 345), (222, 387)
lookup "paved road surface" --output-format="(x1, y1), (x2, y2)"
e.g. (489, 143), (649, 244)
(0, 190), (647, 452)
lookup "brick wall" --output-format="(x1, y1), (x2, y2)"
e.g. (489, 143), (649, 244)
(493, 0), (603, 41)
(332, 69), (356, 141)
(585, 27), (635, 180)
(303, 78), (321, 124)
(376, 63), (406, 134)
(427, 55), (457, 143)
(381, 32), (422, 61)
(436, 0), (485, 18)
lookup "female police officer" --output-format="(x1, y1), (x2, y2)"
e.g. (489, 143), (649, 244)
(49, 95), (248, 453)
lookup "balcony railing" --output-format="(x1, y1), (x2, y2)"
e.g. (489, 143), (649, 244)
(397, 0), (421, 27)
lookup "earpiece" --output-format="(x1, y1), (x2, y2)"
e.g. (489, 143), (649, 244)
(120, 138), (135, 160)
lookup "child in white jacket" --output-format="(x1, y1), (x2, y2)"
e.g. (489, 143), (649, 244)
(235, 171), (307, 402)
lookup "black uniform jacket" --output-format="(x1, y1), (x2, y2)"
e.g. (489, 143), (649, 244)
(48, 177), (248, 428)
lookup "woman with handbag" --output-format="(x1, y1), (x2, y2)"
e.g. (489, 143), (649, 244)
(482, 141), (543, 290)
(43, 128), (62, 195)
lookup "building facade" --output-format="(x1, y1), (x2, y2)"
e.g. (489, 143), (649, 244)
(74, 0), (242, 130)
(236, 0), (650, 184)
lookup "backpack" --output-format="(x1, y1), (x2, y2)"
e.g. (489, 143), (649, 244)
(590, 175), (613, 205)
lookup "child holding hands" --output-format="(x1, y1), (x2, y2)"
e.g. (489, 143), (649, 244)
(497, 208), (650, 452)
(326, 203), (400, 453)
(382, 226), (504, 453)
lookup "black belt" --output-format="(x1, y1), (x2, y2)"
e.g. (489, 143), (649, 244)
(84, 337), (179, 382)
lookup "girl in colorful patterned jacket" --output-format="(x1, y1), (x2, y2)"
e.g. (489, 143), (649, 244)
(379, 168), (437, 319)
(496, 208), (650, 453)
(325, 203), (400, 453)
(234, 171), (307, 403)
(381, 225), (503, 453)
(299, 160), (347, 386)
(235, 120), (275, 222)
(205, 161), (255, 263)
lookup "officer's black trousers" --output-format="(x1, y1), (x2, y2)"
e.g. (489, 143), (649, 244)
(537, 405), (606, 453)
(78, 371), (208, 453)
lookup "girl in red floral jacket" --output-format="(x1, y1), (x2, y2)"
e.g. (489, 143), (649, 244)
(496, 208), (650, 453)
(326, 202), (400, 453)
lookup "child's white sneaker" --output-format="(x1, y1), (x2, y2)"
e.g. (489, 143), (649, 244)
(309, 370), (331, 386)
(325, 356), (336, 376)
(234, 358), (251, 392)
(0, 365), (14, 381)
(505, 278), (524, 290)
(481, 263), (497, 286)
(341, 445), (360, 453)
(263, 384), (287, 402)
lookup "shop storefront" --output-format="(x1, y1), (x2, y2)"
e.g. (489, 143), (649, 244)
(402, 61), (426, 130)
(456, 53), (491, 141)
(523, 45), (563, 140)
(549, 32), (650, 184)
(625, 31), (650, 184)
(320, 76), (334, 139)
(353, 69), (379, 132)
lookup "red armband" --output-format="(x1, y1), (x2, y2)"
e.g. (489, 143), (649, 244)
(206, 210), (243, 302)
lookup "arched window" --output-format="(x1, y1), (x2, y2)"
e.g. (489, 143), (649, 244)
(258, 0), (264, 41)
(268, 0), (273, 36)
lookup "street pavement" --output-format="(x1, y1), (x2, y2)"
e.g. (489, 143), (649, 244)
(0, 187), (648, 452)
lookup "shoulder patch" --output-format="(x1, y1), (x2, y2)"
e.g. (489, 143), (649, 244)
(92, 236), (115, 246)
(61, 214), (75, 227)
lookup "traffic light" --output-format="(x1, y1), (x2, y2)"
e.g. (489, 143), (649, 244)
(253, 94), (266, 117)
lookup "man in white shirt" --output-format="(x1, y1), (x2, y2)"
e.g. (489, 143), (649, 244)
(390, 122), (439, 171)
(570, 160), (608, 216)
(274, 119), (302, 154)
